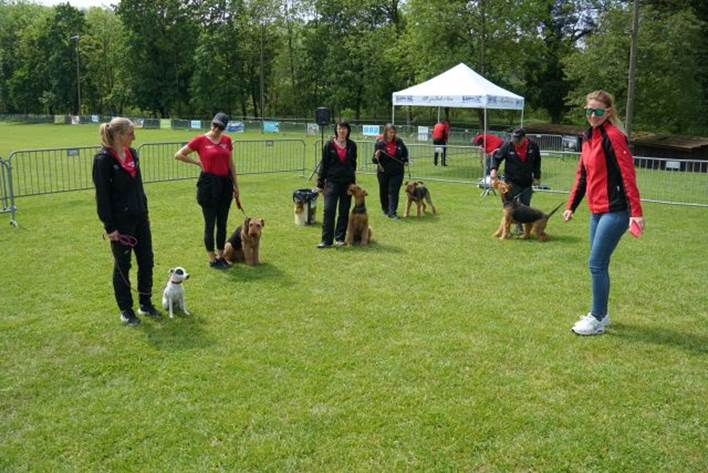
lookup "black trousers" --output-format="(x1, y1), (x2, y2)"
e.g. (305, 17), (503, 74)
(508, 182), (533, 206)
(197, 172), (233, 252)
(433, 139), (447, 165)
(110, 215), (154, 311)
(321, 181), (352, 244)
(377, 172), (403, 216)
(201, 199), (232, 252)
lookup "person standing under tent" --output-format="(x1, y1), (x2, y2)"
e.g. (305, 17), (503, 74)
(373, 123), (409, 219)
(316, 122), (358, 248)
(92, 117), (160, 326)
(563, 90), (644, 336)
(432, 119), (449, 166)
(175, 112), (240, 269)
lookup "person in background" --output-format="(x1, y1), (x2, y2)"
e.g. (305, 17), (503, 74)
(316, 122), (357, 248)
(563, 90), (644, 336)
(490, 127), (541, 232)
(93, 117), (159, 326)
(432, 119), (450, 166)
(175, 112), (240, 269)
(373, 123), (409, 219)
(472, 132), (505, 177)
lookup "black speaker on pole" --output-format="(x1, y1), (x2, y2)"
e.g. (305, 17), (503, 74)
(315, 107), (331, 126)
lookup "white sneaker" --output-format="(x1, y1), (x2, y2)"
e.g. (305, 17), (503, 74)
(571, 313), (608, 336)
(334, 240), (346, 247)
(576, 312), (611, 327)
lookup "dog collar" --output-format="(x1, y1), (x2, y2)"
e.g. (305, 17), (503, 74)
(170, 279), (183, 285)
(352, 205), (367, 214)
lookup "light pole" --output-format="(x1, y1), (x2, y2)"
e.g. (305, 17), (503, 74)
(70, 35), (81, 115)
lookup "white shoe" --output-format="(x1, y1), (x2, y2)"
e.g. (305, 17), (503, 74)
(334, 240), (346, 247)
(576, 312), (611, 327)
(571, 313), (608, 336)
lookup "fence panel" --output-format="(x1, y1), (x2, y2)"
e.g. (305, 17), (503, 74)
(1, 157), (17, 225)
(7, 146), (102, 198)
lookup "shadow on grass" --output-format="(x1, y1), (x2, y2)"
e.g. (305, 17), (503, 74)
(612, 322), (707, 355)
(342, 241), (406, 254)
(219, 261), (294, 285)
(139, 312), (214, 351)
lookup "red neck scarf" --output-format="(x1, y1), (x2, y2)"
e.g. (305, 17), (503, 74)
(109, 147), (136, 177)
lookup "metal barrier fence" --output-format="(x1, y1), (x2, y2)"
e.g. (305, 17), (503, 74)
(0, 156), (17, 226)
(313, 140), (708, 206)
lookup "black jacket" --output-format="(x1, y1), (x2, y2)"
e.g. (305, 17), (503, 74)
(491, 139), (541, 188)
(92, 146), (148, 233)
(317, 139), (357, 188)
(372, 138), (409, 176)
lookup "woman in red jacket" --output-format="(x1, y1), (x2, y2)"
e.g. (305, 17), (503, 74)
(563, 90), (645, 336)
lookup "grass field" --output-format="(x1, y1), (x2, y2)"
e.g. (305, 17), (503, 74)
(1, 123), (707, 471)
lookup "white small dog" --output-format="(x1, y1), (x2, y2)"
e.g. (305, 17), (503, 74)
(162, 267), (190, 319)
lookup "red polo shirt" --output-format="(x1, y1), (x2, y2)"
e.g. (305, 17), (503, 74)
(188, 134), (233, 176)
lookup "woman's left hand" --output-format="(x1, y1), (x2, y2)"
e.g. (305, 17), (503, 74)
(629, 216), (645, 232)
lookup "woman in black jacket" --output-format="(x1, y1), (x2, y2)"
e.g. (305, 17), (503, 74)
(92, 117), (158, 326)
(316, 122), (357, 248)
(373, 123), (408, 219)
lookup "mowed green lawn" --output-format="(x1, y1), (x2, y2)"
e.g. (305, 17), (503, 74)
(1, 123), (707, 471)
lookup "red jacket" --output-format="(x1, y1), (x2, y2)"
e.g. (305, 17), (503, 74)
(567, 122), (642, 217)
(432, 122), (449, 141)
(472, 133), (504, 154)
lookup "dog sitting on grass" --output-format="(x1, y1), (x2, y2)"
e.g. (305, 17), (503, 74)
(345, 183), (373, 245)
(223, 217), (265, 265)
(491, 178), (562, 241)
(404, 180), (437, 217)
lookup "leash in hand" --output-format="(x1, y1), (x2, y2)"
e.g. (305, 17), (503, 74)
(378, 150), (413, 181)
(102, 232), (152, 297)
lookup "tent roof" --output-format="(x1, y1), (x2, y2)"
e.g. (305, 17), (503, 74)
(392, 63), (524, 111)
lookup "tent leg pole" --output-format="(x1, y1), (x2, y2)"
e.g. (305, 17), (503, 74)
(437, 107), (440, 122)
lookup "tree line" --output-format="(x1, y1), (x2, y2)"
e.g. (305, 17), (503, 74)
(0, 0), (706, 134)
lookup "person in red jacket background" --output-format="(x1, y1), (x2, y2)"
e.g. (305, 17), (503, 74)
(563, 90), (645, 336)
(432, 119), (449, 166)
(472, 133), (504, 176)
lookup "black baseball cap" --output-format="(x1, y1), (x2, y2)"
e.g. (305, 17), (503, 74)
(511, 127), (526, 138)
(212, 112), (229, 129)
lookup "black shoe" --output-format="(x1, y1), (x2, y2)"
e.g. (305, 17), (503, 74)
(209, 258), (228, 269)
(138, 303), (162, 319)
(317, 241), (332, 249)
(120, 308), (140, 326)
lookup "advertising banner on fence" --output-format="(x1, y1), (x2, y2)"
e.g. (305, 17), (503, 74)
(70, 115), (80, 125)
(306, 123), (319, 135)
(91, 115), (99, 123)
(190, 120), (202, 129)
(226, 121), (245, 133)
(160, 119), (171, 129)
(362, 125), (380, 137)
(417, 126), (429, 141)
(134, 118), (145, 128)
(54, 115), (65, 124)
(263, 121), (280, 133)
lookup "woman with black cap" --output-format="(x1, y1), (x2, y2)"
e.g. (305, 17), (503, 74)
(175, 112), (240, 268)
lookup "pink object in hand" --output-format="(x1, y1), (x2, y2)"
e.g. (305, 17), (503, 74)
(629, 219), (643, 238)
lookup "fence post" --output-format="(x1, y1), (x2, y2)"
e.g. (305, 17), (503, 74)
(1, 155), (18, 227)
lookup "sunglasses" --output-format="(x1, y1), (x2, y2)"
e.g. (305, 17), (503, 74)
(585, 107), (606, 117)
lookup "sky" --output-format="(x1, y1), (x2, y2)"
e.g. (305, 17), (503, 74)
(30, 0), (112, 9)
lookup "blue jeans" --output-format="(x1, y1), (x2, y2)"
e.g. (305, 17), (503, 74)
(588, 210), (629, 318)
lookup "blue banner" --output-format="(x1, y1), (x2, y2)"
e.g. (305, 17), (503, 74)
(263, 121), (280, 133)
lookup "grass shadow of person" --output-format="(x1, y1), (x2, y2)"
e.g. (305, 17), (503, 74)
(220, 261), (295, 285)
(341, 240), (406, 254)
(611, 322), (707, 355)
(138, 312), (214, 352)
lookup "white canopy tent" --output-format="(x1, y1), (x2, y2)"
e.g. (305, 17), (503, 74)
(391, 63), (525, 154)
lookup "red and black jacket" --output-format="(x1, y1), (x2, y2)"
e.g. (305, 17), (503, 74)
(491, 139), (541, 188)
(317, 138), (357, 188)
(567, 122), (642, 217)
(372, 137), (409, 176)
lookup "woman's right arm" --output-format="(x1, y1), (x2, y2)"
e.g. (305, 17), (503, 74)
(174, 145), (202, 168)
(92, 155), (118, 239)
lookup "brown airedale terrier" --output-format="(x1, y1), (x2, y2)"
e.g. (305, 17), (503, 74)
(345, 183), (373, 245)
(224, 217), (265, 265)
(491, 179), (562, 241)
(404, 180), (437, 217)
